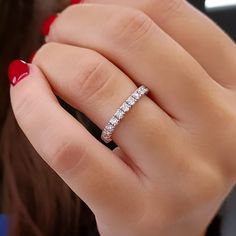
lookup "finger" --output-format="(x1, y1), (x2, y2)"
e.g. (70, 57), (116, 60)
(113, 147), (131, 169)
(9, 61), (141, 220)
(46, 4), (222, 122)
(80, 0), (236, 87)
(33, 42), (182, 178)
(112, 147), (139, 175)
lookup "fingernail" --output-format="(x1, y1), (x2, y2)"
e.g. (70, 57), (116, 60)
(8, 60), (30, 86)
(28, 51), (36, 63)
(41, 14), (57, 36)
(70, 0), (82, 4)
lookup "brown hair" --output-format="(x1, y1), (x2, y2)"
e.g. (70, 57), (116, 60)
(0, 0), (99, 235)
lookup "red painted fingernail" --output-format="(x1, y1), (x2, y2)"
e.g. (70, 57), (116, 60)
(28, 51), (36, 63)
(41, 14), (57, 36)
(8, 60), (30, 86)
(70, 0), (81, 4)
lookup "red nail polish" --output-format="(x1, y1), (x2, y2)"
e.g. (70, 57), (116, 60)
(29, 51), (36, 63)
(8, 60), (30, 86)
(41, 14), (57, 36)
(70, 0), (81, 4)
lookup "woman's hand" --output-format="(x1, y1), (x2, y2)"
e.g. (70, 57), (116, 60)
(9, 1), (236, 236)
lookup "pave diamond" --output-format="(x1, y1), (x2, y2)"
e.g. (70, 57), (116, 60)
(114, 109), (125, 119)
(106, 124), (114, 132)
(109, 116), (119, 126)
(137, 85), (148, 94)
(101, 132), (112, 142)
(102, 132), (109, 138)
(126, 96), (136, 105)
(101, 132), (110, 139)
(132, 91), (141, 99)
(101, 85), (149, 144)
(120, 102), (131, 112)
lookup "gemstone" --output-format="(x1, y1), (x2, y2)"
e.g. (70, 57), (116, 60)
(114, 109), (125, 119)
(102, 130), (110, 137)
(109, 116), (119, 126)
(137, 86), (146, 94)
(120, 102), (130, 112)
(102, 130), (109, 136)
(139, 85), (149, 94)
(101, 133), (111, 143)
(132, 91), (141, 99)
(126, 96), (136, 105)
(106, 124), (114, 132)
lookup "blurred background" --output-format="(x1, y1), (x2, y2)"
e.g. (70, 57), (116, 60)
(190, 0), (236, 40)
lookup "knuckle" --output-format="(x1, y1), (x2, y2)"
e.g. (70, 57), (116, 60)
(72, 55), (113, 105)
(165, 0), (185, 10)
(33, 42), (59, 64)
(49, 18), (61, 40)
(12, 87), (39, 125)
(49, 138), (87, 174)
(49, 5), (77, 40)
(109, 9), (154, 48)
(150, 0), (184, 23)
(59, 3), (78, 19)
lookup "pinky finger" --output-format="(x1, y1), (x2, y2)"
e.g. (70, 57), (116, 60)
(9, 60), (141, 221)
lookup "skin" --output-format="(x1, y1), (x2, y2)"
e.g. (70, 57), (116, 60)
(9, 1), (236, 236)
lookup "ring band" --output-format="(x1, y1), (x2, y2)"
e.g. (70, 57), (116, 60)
(101, 85), (149, 143)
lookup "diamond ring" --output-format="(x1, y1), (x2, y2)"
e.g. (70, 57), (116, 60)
(101, 85), (149, 144)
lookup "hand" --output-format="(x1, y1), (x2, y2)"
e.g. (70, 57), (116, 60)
(9, 1), (236, 236)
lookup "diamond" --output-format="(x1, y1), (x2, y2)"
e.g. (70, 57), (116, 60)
(102, 129), (110, 136)
(102, 132), (109, 139)
(102, 129), (109, 135)
(138, 86), (149, 95)
(126, 96), (136, 105)
(137, 86), (146, 94)
(106, 124), (114, 132)
(109, 116), (119, 126)
(101, 132), (112, 143)
(132, 91), (141, 99)
(114, 109), (125, 119)
(101, 85), (149, 143)
(102, 133), (108, 139)
(143, 88), (148, 94)
(120, 102), (130, 112)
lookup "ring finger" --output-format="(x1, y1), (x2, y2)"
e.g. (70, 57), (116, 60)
(46, 4), (223, 123)
(33, 42), (183, 178)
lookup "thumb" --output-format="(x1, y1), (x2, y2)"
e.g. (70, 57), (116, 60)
(9, 60), (140, 220)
